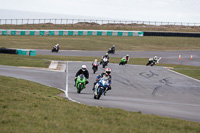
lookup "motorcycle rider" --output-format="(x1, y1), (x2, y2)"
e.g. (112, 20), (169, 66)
(54, 43), (59, 51)
(100, 53), (109, 64)
(92, 68), (112, 95)
(92, 59), (99, 69)
(111, 45), (115, 52)
(146, 56), (159, 66)
(92, 59), (99, 66)
(74, 65), (89, 87)
(108, 45), (115, 53)
(121, 54), (130, 65)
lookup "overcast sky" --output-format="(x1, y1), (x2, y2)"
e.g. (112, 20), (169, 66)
(0, 0), (200, 23)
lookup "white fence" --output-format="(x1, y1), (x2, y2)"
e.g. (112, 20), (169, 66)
(0, 19), (199, 26)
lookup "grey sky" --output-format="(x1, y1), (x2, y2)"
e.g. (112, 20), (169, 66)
(0, 0), (200, 23)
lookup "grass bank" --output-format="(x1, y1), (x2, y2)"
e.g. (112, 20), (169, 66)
(0, 75), (200, 133)
(0, 36), (200, 51)
(0, 54), (200, 80)
(1, 23), (200, 32)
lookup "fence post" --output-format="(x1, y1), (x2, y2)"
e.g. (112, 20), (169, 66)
(16, 19), (18, 25)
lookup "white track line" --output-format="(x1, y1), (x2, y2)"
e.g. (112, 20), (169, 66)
(64, 61), (80, 103)
(168, 69), (200, 83)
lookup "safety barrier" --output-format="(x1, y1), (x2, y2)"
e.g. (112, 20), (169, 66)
(143, 31), (200, 37)
(0, 48), (36, 56)
(0, 30), (144, 36)
(16, 49), (36, 56)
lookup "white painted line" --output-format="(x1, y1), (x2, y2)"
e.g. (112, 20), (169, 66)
(168, 69), (200, 83)
(64, 61), (80, 103)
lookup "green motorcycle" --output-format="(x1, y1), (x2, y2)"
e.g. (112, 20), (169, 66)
(119, 58), (127, 65)
(76, 74), (86, 93)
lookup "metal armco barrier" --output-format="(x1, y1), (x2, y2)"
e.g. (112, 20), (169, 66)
(0, 30), (144, 36)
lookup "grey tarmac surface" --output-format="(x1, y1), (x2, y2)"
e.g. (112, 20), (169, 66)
(36, 49), (200, 66)
(1, 62), (200, 122)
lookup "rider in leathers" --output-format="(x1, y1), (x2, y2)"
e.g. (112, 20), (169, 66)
(92, 68), (112, 95)
(74, 65), (89, 86)
(100, 53), (109, 64)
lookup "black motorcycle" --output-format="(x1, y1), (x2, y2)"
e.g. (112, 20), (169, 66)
(102, 57), (108, 68)
(108, 48), (115, 54)
(51, 46), (59, 52)
(146, 57), (161, 66)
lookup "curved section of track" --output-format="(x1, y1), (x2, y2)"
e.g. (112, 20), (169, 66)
(1, 62), (200, 122)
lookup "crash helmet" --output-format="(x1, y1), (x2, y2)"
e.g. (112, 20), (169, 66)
(106, 53), (109, 55)
(105, 68), (111, 75)
(113, 45), (115, 47)
(94, 59), (98, 62)
(154, 56), (158, 60)
(126, 54), (129, 57)
(82, 65), (87, 71)
(56, 43), (59, 46)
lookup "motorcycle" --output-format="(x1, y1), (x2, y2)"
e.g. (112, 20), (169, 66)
(75, 74), (86, 93)
(51, 46), (59, 52)
(92, 62), (98, 74)
(102, 57), (108, 68)
(146, 57), (161, 66)
(94, 77), (110, 99)
(108, 48), (115, 54)
(119, 58), (127, 65)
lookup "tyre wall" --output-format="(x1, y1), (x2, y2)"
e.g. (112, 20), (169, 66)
(143, 31), (200, 37)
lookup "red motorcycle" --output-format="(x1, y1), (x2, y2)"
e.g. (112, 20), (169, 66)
(92, 62), (98, 74)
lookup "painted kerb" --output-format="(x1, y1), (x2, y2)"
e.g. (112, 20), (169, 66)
(0, 30), (144, 36)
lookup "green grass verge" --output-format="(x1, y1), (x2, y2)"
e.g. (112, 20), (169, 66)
(1, 36), (200, 51)
(0, 54), (50, 68)
(1, 75), (200, 133)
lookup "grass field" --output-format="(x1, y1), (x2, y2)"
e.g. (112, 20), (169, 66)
(0, 36), (200, 51)
(1, 23), (200, 32)
(1, 75), (200, 133)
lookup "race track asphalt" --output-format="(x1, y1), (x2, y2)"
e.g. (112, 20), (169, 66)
(1, 61), (200, 122)
(36, 49), (200, 66)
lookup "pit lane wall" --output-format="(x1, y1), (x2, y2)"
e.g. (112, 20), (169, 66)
(0, 30), (144, 36)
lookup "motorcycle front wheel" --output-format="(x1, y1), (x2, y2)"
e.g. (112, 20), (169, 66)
(77, 84), (82, 93)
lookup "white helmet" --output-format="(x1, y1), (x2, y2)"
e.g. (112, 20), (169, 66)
(113, 45), (115, 47)
(126, 54), (129, 57)
(94, 59), (97, 62)
(154, 56), (158, 60)
(82, 65), (86, 71)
